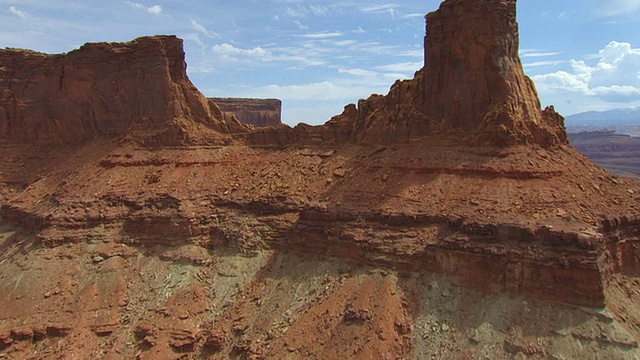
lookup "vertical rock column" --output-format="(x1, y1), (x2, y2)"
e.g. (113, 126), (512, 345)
(423, 0), (566, 146)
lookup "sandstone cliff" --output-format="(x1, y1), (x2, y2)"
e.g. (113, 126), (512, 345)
(1, 0), (640, 359)
(0, 36), (248, 146)
(256, 0), (568, 147)
(422, 0), (566, 146)
(210, 98), (282, 128)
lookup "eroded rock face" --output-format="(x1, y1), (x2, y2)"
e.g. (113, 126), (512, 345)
(1, 1), (640, 358)
(297, 0), (568, 147)
(210, 98), (282, 128)
(422, 0), (567, 146)
(0, 36), (248, 146)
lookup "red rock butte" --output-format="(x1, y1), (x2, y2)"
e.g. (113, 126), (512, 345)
(0, 0), (639, 358)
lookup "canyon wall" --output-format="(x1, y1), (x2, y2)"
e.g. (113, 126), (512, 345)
(1, 0), (638, 312)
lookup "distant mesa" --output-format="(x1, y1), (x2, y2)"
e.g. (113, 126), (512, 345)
(209, 98), (282, 128)
(565, 107), (640, 136)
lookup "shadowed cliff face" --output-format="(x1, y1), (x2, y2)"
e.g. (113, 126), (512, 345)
(0, 36), (248, 146)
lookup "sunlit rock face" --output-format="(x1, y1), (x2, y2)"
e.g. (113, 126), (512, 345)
(423, 0), (567, 147)
(0, 36), (247, 146)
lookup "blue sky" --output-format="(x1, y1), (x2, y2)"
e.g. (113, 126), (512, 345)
(1, 0), (639, 125)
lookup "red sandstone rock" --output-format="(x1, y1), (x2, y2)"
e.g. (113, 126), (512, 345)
(289, 0), (568, 147)
(0, 36), (249, 146)
(211, 98), (282, 128)
(422, 0), (567, 146)
(1, 1), (640, 359)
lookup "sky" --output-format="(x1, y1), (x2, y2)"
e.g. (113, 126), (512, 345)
(1, 0), (639, 126)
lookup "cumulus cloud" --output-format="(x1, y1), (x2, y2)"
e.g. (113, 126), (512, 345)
(533, 41), (640, 103)
(9, 6), (32, 20)
(147, 5), (162, 15)
(212, 43), (269, 59)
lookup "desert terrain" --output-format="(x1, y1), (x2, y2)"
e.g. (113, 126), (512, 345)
(1, 0), (639, 359)
(569, 131), (640, 178)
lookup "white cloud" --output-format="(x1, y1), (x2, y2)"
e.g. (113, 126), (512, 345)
(333, 39), (358, 46)
(298, 32), (343, 39)
(188, 65), (216, 74)
(210, 42), (325, 67)
(9, 6), (32, 20)
(338, 68), (378, 77)
(124, 1), (145, 10)
(212, 43), (269, 59)
(283, 5), (328, 18)
(124, 1), (161, 16)
(591, 0), (640, 16)
(403, 13), (425, 19)
(240, 81), (374, 101)
(520, 51), (562, 58)
(523, 60), (566, 68)
(533, 41), (640, 103)
(308, 5), (327, 16)
(375, 61), (423, 72)
(293, 21), (308, 30)
(191, 20), (219, 38)
(147, 5), (162, 15)
(360, 4), (398, 18)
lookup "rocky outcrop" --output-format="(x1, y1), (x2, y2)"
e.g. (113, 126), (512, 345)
(2, 6), (640, 359)
(210, 98), (282, 128)
(422, 0), (567, 146)
(0, 0), (566, 149)
(270, 0), (568, 147)
(0, 36), (248, 146)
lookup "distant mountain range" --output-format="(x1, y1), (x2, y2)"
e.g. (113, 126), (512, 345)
(565, 107), (640, 136)
(565, 107), (640, 126)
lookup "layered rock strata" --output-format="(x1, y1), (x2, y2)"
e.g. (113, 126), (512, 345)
(211, 98), (282, 128)
(249, 0), (568, 147)
(0, 4), (639, 358)
(0, 36), (248, 146)
(422, 0), (567, 146)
